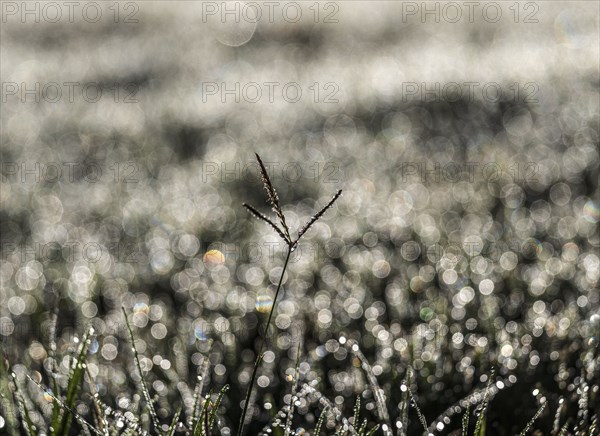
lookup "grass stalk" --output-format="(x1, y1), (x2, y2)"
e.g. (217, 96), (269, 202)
(237, 246), (292, 435)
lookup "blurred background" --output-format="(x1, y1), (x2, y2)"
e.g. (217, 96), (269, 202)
(1, 1), (599, 434)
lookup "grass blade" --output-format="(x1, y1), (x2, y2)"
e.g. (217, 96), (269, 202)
(397, 369), (411, 436)
(0, 346), (18, 436)
(167, 407), (182, 436)
(519, 402), (546, 436)
(352, 395), (360, 432)
(314, 405), (329, 436)
(474, 371), (494, 436)
(346, 339), (391, 435)
(558, 419), (570, 436)
(85, 367), (109, 436)
(27, 375), (102, 435)
(208, 385), (229, 431)
(191, 351), (211, 429)
(365, 424), (380, 436)
(56, 326), (93, 435)
(462, 403), (470, 436)
(194, 391), (212, 436)
(46, 311), (61, 435)
(553, 397), (565, 433)
(359, 418), (368, 435)
(407, 387), (428, 434)
(12, 372), (36, 436)
(284, 341), (302, 436)
(122, 307), (160, 432)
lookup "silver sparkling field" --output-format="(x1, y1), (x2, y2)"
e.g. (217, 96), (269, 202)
(0, 1), (598, 435)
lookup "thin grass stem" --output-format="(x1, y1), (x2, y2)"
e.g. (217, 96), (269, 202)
(237, 247), (292, 436)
